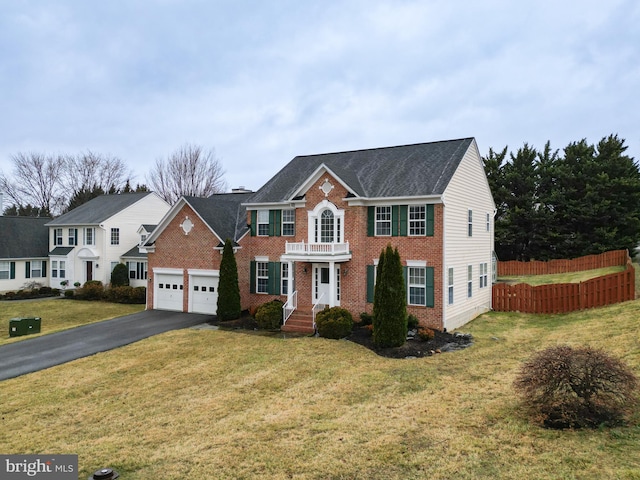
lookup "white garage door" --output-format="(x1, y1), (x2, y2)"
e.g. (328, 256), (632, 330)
(155, 273), (184, 311)
(190, 274), (219, 314)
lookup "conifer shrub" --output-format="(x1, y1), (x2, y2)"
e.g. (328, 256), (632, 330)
(514, 345), (639, 429)
(315, 307), (354, 339)
(373, 245), (407, 348)
(110, 263), (130, 287)
(254, 299), (283, 330)
(217, 239), (241, 321)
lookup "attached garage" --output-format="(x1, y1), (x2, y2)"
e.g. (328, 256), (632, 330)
(189, 269), (219, 314)
(154, 268), (184, 311)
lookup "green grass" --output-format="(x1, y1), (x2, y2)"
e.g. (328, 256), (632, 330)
(498, 265), (626, 286)
(1, 300), (639, 479)
(0, 299), (144, 345)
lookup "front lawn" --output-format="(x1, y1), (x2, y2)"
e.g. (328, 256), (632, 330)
(0, 299), (145, 346)
(1, 300), (639, 479)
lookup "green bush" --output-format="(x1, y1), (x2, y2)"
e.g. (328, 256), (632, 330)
(110, 263), (130, 287)
(64, 290), (74, 298)
(373, 245), (407, 348)
(77, 281), (105, 301)
(315, 307), (354, 339)
(254, 300), (283, 330)
(105, 286), (146, 304)
(358, 312), (373, 326)
(514, 345), (639, 429)
(407, 314), (419, 330)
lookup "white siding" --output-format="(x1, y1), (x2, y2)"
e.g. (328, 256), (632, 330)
(442, 140), (495, 330)
(0, 258), (48, 292)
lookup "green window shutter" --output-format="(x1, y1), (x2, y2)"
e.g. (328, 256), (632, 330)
(250, 261), (256, 293)
(25, 261), (31, 279)
(399, 205), (408, 236)
(426, 204), (434, 236)
(269, 210), (281, 237)
(74, 229), (78, 245)
(268, 261), (281, 295)
(392, 206), (399, 236)
(250, 211), (257, 236)
(426, 266), (435, 307)
(10, 262), (15, 279)
(367, 207), (375, 236)
(366, 265), (375, 303)
(42, 261), (47, 277)
(403, 266), (408, 302)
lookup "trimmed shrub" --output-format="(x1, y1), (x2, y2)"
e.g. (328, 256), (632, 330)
(315, 307), (354, 339)
(110, 263), (130, 287)
(77, 281), (105, 301)
(407, 314), (419, 330)
(105, 286), (146, 304)
(64, 290), (74, 298)
(254, 300), (283, 330)
(358, 312), (373, 326)
(514, 345), (639, 429)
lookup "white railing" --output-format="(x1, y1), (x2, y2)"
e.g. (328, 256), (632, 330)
(285, 241), (350, 255)
(312, 293), (326, 331)
(282, 291), (298, 325)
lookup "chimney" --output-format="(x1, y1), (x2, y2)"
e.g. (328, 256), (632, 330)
(231, 186), (252, 193)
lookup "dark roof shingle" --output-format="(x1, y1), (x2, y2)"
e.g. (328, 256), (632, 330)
(184, 192), (253, 244)
(46, 193), (154, 225)
(0, 216), (50, 259)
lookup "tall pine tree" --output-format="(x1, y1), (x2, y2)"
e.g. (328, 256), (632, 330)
(373, 245), (407, 348)
(216, 238), (241, 321)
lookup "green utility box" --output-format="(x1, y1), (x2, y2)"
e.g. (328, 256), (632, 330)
(8, 317), (41, 337)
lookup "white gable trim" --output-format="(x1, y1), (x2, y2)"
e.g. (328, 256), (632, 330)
(290, 164), (358, 200)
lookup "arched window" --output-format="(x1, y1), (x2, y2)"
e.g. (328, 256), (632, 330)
(320, 209), (334, 243)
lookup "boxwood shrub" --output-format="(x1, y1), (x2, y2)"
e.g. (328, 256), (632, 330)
(255, 299), (283, 330)
(315, 306), (354, 339)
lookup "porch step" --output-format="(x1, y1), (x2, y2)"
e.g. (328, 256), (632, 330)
(282, 306), (315, 334)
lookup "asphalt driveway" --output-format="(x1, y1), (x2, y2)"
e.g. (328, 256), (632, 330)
(0, 310), (213, 381)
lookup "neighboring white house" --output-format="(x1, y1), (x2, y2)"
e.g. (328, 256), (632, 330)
(0, 216), (51, 292)
(45, 193), (170, 288)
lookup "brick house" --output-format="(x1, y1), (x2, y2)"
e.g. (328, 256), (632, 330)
(145, 138), (495, 332)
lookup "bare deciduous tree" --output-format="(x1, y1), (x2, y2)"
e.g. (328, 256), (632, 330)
(146, 144), (228, 205)
(63, 151), (132, 195)
(2, 152), (65, 215)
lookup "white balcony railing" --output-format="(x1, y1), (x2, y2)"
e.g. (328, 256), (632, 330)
(285, 241), (350, 255)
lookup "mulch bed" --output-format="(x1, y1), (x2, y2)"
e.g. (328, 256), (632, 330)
(210, 314), (473, 359)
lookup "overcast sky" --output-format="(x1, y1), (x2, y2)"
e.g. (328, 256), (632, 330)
(1, 0), (638, 193)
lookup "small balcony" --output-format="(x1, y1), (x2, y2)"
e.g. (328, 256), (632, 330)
(284, 241), (350, 256)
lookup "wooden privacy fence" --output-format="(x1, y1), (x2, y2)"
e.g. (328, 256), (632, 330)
(493, 250), (635, 314)
(498, 249), (629, 276)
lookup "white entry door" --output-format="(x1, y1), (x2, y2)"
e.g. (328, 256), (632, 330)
(313, 264), (340, 307)
(189, 273), (219, 314)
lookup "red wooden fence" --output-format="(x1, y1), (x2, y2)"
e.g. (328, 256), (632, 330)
(498, 250), (629, 276)
(492, 251), (635, 314)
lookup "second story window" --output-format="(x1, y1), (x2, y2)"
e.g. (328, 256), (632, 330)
(84, 227), (95, 246)
(376, 206), (391, 236)
(468, 210), (473, 237)
(54, 228), (63, 246)
(320, 210), (335, 243)
(282, 209), (295, 236)
(409, 206), (426, 236)
(257, 210), (269, 236)
(68, 228), (78, 246)
(111, 228), (120, 245)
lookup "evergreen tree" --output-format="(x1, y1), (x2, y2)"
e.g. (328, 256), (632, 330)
(217, 238), (241, 321)
(373, 244), (407, 348)
(110, 263), (130, 287)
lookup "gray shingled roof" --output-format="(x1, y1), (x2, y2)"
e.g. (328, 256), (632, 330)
(122, 245), (147, 258)
(246, 138), (475, 204)
(46, 192), (154, 226)
(184, 192), (253, 244)
(0, 216), (50, 259)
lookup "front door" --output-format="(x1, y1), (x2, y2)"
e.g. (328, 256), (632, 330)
(313, 264), (340, 307)
(86, 261), (93, 282)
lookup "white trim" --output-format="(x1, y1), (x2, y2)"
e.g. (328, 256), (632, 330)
(255, 256), (269, 262)
(406, 259), (427, 267)
(153, 267), (183, 275)
(347, 195), (442, 207)
(188, 269), (220, 277)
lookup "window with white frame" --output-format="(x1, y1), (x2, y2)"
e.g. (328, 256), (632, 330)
(409, 205), (426, 236)
(110, 228), (120, 245)
(257, 210), (269, 236)
(320, 209), (335, 243)
(68, 228), (77, 246)
(281, 263), (289, 295)
(375, 206), (391, 236)
(256, 261), (269, 293)
(52, 260), (66, 279)
(448, 267), (454, 304)
(30, 261), (44, 278)
(468, 210), (473, 236)
(480, 262), (488, 288)
(127, 261), (148, 280)
(0, 261), (10, 279)
(408, 267), (426, 306)
(467, 265), (473, 298)
(282, 209), (295, 236)
(486, 213), (490, 232)
(84, 227), (95, 245)
(54, 228), (63, 246)
(52, 261), (58, 278)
